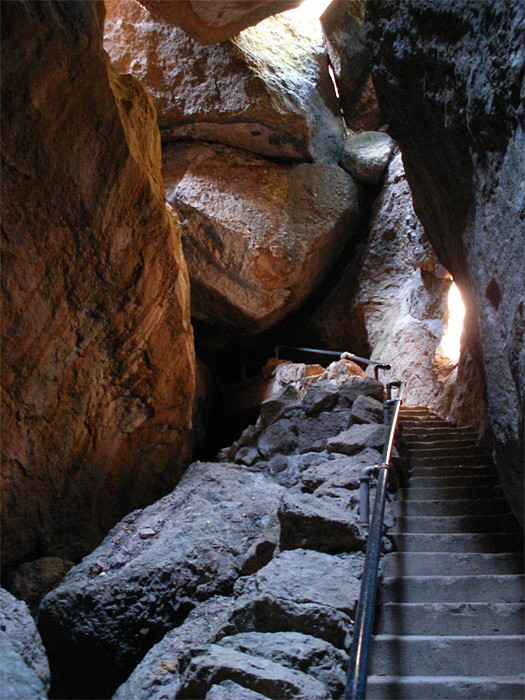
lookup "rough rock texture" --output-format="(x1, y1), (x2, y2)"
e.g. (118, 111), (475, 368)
(0, 635), (48, 700)
(164, 142), (359, 331)
(39, 462), (285, 698)
(0, 589), (50, 691)
(340, 131), (394, 184)
(313, 151), (486, 424)
(41, 364), (397, 699)
(320, 0), (382, 131)
(366, 0), (524, 519)
(8, 557), (74, 616)
(104, 0), (343, 162)
(206, 680), (270, 700)
(137, 0), (302, 44)
(1, 1), (195, 572)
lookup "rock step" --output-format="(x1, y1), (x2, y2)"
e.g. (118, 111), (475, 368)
(378, 575), (525, 604)
(409, 474), (500, 488)
(365, 674), (525, 699)
(401, 419), (454, 429)
(410, 453), (493, 467)
(391, 513), (519, 534)
(375, 602), (525, 636)
(405, 438), (478, 449)
(402, 427), (477, 438)
(381, 552), (524, 577)
(389, 533), (524, 553)
(397, 485), (502, 499)
(408, 464), (496, 477)
(368, 635), (525, 676)
(391, 497), (510, 517)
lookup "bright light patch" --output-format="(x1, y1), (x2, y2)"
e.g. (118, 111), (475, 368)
(440, 282), (465, 362)
(284, 0), (333, 23)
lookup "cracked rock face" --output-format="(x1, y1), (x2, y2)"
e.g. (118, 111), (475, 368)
(164, 142), (359, 331)
(366, 0), (524, 519)
(104, 0), (343, 162)
(1, 0), (195, 574)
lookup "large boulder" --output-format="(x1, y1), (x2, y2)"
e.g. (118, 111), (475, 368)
(104, 0), (344, 162)
(366, 0), (524, 519)
(1, 2), (195, 572)
(164, 142), (360, 331)
(38, 462), (285, 698)
(320, 0), (382, 131)
(137, 0), (302, 44)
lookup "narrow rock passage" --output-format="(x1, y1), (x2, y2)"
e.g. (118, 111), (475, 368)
(367, 406), (525, 699)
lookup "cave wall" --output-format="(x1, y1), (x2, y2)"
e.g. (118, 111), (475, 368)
(1, 0), (196, 572)
(365, 0), (524, 520)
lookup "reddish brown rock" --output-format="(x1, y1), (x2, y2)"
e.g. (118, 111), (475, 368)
(137, 0), (302, 44)
(320, 0), (383, 131)
(164, 142), (359, 332)
(1, 1), (195, 572)
(104, 0), (343, 162)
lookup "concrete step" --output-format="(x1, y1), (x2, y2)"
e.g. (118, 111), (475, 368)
(389, 533), (524, 553)
(392, 513), (518, 534)
(391, 497), (510, 518)
(405, 438), (478, 450)
(368, 635), (525, 676)
(381, 552), (524, 577)
(366, 674), (525, 699)
(398, 485), (502, 500)
(402, 427), (477, 439)
(375, 602), (525, 636)
(410, 453), (493, 467)
(410, 446), (487, 458)
(409, 474), (500, 488)
(378, 575), (525, 604)
(409, 464), (496, 477)
(401, 419), (454, 429)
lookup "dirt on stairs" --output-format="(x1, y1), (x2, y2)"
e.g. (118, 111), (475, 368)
(367, 406), (525, 700)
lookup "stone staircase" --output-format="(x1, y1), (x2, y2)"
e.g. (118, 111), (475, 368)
(366, 406), (525, 699)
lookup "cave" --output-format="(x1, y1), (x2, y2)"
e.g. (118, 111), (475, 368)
(1, 0), (523, 698)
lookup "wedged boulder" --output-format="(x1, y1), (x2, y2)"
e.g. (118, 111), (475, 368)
(105, 0), (343, 162)
(177, 644), (331, 700)
(0, 635), (48, 700)
(301, 448), (383, 492)
(164, 142), (359, 331)
(366, 0), (523, 521)
(320, 0), (382, 131)
(1, 0), (195, 572)
(39, 463), (285, 699)
(278, 490), (367, 552)
(327, 424), (389, 455)
(137, 0), (302, 44)
(0, 589), (50, 692)
(218, 631), (346, 697)
(340, 131), (395, 184)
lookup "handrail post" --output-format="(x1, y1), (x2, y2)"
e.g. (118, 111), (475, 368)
(359, 465), (379, 526)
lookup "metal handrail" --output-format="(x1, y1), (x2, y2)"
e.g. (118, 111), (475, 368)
(344, 380), (406, 700)
(274, 345), (391, 380)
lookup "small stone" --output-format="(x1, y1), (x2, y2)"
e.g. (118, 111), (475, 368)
(235, 446), (261, 467)
(267, 454), (289, 474)
(138, 528), (156, 539)
(340, 131), (395, 184)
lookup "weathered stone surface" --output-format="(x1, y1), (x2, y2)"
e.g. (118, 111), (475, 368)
(1, 1), (195, 572)
(9, 557), (74, 616)
(340, 131), (394, 184)
(105, 0), (343, 161)
(278, 490), (367, 553)
(0, 589), (50, 691)
(259, 385), (303, 429)
(338, 378), (385, 406)
(295, 412), (352, 454)
(206, 680), (269, 700)
(137, 0), (302, 44)
(301, 448), (383, 492)
(320, 0), (382, 131)
(234, 549), (362, 618)
(39, 463), (284, 698)
(258, 419), (299, 458)
(163, 142), (359, 331)
(0, 634), (47, 700)
(327, 424), (389, 455)
(351, 394), (384, 424)
(303, 383), (340, 416)
(218, 631), (346, 697)
(366, 0), (524, 520)
(178, 644), (331, 699)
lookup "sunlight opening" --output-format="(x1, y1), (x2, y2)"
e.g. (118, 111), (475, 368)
(284, 0), (333, 23)
(439, 282), (465, 362)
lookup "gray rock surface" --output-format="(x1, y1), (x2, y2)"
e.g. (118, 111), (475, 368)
(105, 0), (343, 162)
(301, 448), (383, 492)
(327, 424), (389, 455)
(366, 0), (524, 520)
(164, 142), (359, 332)
(0, 589), (50, 691)
(177, 644), (331, 700)
(340, 131), (394, 184)
(206, 680), (270, 700)
(39, 463), (285, 698)
(351, 394), (384, 424)
(0, 634), (48, 700)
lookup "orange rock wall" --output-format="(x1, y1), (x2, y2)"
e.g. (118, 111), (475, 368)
(1, 0), (196, 571)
